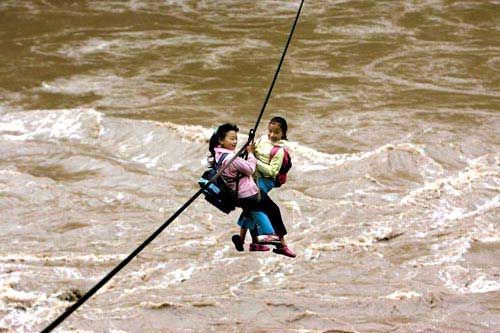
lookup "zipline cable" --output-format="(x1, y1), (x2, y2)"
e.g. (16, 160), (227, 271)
(250, 0), (304, 140)
(41, 1), (304, 332)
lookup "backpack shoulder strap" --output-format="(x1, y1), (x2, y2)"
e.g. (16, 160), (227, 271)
(270, 146), (281, 159)
(270, 146), (288, 160)
(215, 153), (229, 169)
(270, 146), (291, 172)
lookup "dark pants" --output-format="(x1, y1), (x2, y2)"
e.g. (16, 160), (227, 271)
(260, 192), (287, 236)
(239, 192), (287, 237)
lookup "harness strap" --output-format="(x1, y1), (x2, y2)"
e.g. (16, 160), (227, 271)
(216, 153), (241, 197)
(270, 145), (282, 160)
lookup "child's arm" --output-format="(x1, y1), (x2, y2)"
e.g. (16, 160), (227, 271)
(232, 153), (257, 176)
(256, 149), (284, 178)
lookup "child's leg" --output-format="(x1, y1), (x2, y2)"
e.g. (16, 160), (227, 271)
(250, 228), (259, 244)
(258, 177), (275, 195)
(259, 192), (287, 239)
(239, 227), (248, 243)
(248, 211), (275, 236)
(246, 211), (273, 251)
(237, 211), (257, 237)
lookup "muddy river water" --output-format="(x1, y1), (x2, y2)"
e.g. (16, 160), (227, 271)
(0, 1), (499, 332)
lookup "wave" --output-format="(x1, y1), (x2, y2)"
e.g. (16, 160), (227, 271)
(0, 272), (70, 333)
(439, 265), (500, 294)
(402, 153), (500, 226)
(2, 109), (496, 214)
(4, 107), (489, 204)
(0, 108), (104, 143)
(363, 46), (500, 98)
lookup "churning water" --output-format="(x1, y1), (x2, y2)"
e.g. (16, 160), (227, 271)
(1, 1), (499, 332)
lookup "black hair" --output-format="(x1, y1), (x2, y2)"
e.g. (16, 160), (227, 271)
(208, 123), (239, 165)
(269, 116), (288, 140)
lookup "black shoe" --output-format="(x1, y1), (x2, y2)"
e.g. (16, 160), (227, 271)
(231, 234), (244, 252)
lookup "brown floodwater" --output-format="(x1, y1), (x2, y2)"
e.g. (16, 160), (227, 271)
(1, 1), (499, 332)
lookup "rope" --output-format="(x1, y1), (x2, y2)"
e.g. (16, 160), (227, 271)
(41, 1), (304, 331)
(250, 0), (304, 140)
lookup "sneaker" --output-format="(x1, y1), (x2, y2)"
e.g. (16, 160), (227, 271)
(249, 243), (270, 252)
(231, 234), (244, 252)
(273, 245), (296, 258)
(259, 235), (280, 242)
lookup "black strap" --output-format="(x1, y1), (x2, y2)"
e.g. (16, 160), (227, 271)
(215, 153), (229, 169)
(217, 153), (241, 198)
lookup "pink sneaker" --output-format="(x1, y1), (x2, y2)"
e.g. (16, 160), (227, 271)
(273, 245), (296, 258)
(249, 243), (270, 252)
(259, 235), (280, 242)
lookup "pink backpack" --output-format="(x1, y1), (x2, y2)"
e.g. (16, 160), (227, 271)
(270, 146), (292, 187)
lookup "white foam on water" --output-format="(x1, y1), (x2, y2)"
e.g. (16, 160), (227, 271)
(363, 224), (402, 243)
(2, 112), (441, 179)
(165, 265), (197, 285)
(88, 0), (198, 14)
(53, 267), (83, 280)
(402, 0), (446, 12)
(0, 118), (26, 134)
(465, 274), (500, 293)
(120, 262), (210, 300)
(439, 265), (500, 294)
(289, 141), (442, 174)
(0, 108), (103, 143)
(39, 71), (180, 109)
(212, 245), (235, 264)
(103, 192), (127, 204)
(315, 19), (407, 37)
(161, 122), (214, 144)
(203, 38), (272, 69)
(128, 262), (168, 281)
(444, 195), (499, 222)
(229, 258), (291, 297)
(472, 223), (500, 243)
(382, 290), (422, 300)
(0, 272), (68, 333)
(310, 234), (377, 252)
(0, 109), (441, 182)
(131, 153), (162, 169)
(55, 33), (221, 60)
(407, 236), (472, 267)
(402, 154), (500, 207)
(168, 163), (184, 171)
(0, 253), (126, 265)
(0, 109), (207, 174)
(303, 248), (321, 262)
(41, 77), (103, 95)
(182, 237), (217, 248)
(64, 38), (117, 57)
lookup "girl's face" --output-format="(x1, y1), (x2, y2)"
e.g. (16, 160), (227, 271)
(219, 130), (238, 150)
(267, 122), (284, 143)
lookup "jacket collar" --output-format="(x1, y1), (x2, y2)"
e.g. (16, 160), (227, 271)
(214, 146), (234, 154)
(259, 135), (285, 147)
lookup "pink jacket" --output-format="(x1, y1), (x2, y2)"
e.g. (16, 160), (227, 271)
(214, 147), (259, 199)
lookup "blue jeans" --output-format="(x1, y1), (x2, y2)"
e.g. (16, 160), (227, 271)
(237, 211), (275, 235)
(258, 177), (276, 195)
(236, 177), (277, 235)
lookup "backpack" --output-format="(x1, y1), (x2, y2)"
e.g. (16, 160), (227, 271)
(270, 146), (292, 187)
(198, 153), (238, 214)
